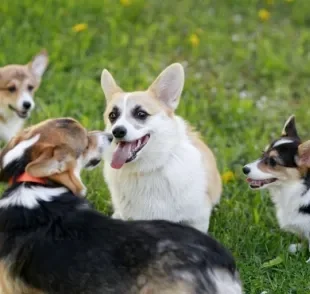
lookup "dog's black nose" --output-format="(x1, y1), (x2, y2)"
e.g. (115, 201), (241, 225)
(242, 166), (250, 175)
(112, 126), (127, 139)
(22, 101), (31, 110)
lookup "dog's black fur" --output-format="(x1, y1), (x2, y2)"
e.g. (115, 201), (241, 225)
(0, 158), (241, 293)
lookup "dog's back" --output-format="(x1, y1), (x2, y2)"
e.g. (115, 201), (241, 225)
(0, 187), (241, 294)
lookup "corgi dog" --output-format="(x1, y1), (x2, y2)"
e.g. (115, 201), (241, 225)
(243, 115), (310, 261)
(0, 50), (49, 142)
(0, 118), (242, 294)
(101, 63), (222, 232)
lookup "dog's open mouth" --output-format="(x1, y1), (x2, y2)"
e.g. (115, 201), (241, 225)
(246, 178), (277, 188)
(8, 105), (28, 119)
(111, 134), (150, 169)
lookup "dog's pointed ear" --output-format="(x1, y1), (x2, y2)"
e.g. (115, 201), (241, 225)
(101, 69), (123, 102)
(148, 63), (184, 111)
(26, 144), (86, 196)
(28, 49), (49, 79)
(297, 140), (310, 168)
(282, 115), (299, 138)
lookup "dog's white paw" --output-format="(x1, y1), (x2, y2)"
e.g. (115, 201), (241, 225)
(288, 243), (303, 254)
(306, 257), (310, 263)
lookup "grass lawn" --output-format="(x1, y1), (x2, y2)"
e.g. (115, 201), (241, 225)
(2, 0), (310, 292)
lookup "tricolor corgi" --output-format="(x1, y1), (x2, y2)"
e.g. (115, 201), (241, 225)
(243, 115), (310, 261)
(0, 117), (242, 294)
(101, 63), (222, 232)
(0, 50), (48, 142)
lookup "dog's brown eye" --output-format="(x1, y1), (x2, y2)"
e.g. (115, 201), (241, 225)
(133, 109), (149, 121)
(137, 111), (148, 119)
(28, 85), (34, 91)
(109, 112), (118, 123)
(8, 86), (16, 93)
(268, 157), (277, 167)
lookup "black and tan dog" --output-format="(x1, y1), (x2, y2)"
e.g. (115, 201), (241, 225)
(0, 118), (242, 294)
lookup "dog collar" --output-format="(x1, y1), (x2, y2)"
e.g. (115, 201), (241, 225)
(9, 173), (47, 185)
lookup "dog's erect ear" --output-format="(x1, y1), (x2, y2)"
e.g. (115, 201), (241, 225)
(29, 49), (49, 79)
(148, 63), (184, 111)
(297, 140), (310, 168)
(101, 69), (123, 102)
(26, 144), (86, 196)
(281, 115), (299, 138)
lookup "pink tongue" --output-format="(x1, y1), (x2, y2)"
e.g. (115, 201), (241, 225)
(111, 142), (134, 169)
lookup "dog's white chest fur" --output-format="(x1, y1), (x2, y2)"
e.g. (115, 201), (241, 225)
(104, 119), (212, 233)
(0, 115), (24, 142)
(270, 183), (310, 238)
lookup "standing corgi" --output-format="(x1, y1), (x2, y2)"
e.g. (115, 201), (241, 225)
(0, 50), (49, 142)
(101, 63), (222, 232)
(243, 115), (310, 261)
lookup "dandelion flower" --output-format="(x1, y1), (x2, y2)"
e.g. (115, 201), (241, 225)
(189, 33), (200, 47)
(120, 0), (132, 6)
(72, 23), (88, 33)
(258, 9), (270, 21)
(221, 171), (235, 184)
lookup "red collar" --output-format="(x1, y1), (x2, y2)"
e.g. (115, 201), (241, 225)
(9, 173), (47, 186)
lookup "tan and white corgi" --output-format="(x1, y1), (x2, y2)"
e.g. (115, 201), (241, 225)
(101, 63), (222, 232)
(0, 50), (49, 142)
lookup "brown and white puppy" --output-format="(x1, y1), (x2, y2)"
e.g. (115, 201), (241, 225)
(0, 118), (241, 294)
(0, 117), (111, 197)
(101, 63), (222, 232)
(0, 50), (49, 142)
(243, 115), (310, 261)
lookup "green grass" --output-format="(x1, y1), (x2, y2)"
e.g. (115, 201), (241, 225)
(2, 0), (310, 292)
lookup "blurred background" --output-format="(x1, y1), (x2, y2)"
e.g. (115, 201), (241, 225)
(1, 0), (310, 292)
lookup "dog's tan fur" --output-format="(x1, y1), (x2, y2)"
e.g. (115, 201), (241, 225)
(187, 126), (222, 204)
(0, 118), (98, 196)
(0, 261), (45, 294)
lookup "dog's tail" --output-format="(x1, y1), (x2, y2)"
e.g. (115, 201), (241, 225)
(154, 240), (243, 294)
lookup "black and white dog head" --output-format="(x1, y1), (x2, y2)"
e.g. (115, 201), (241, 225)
(242, 115), (310, 190)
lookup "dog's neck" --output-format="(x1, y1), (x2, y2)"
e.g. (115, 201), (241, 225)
(0, 183), (69, 209)
(9, 172), (47, 186)
(268, 174), (310, 204)
(0, 182), (90, 233)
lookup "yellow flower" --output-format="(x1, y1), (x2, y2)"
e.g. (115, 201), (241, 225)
(189, 33), (200, 47)
(72, 23), (88, 33)
(221, 171), (235, 184)
(258, 9), (270, 21)
(266, 0), (274, 4)
(120, 0), (132, 6)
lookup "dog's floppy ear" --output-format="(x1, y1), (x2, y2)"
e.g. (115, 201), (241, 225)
(25, 144), (73, 177)
(281, 115), (299, 138)
(26, 144), (86, 196)
(101, 69), (123, 102)
(148, 63), (184, 111)
(28, 49), (49, 79)
(296, 140), (310, 168)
